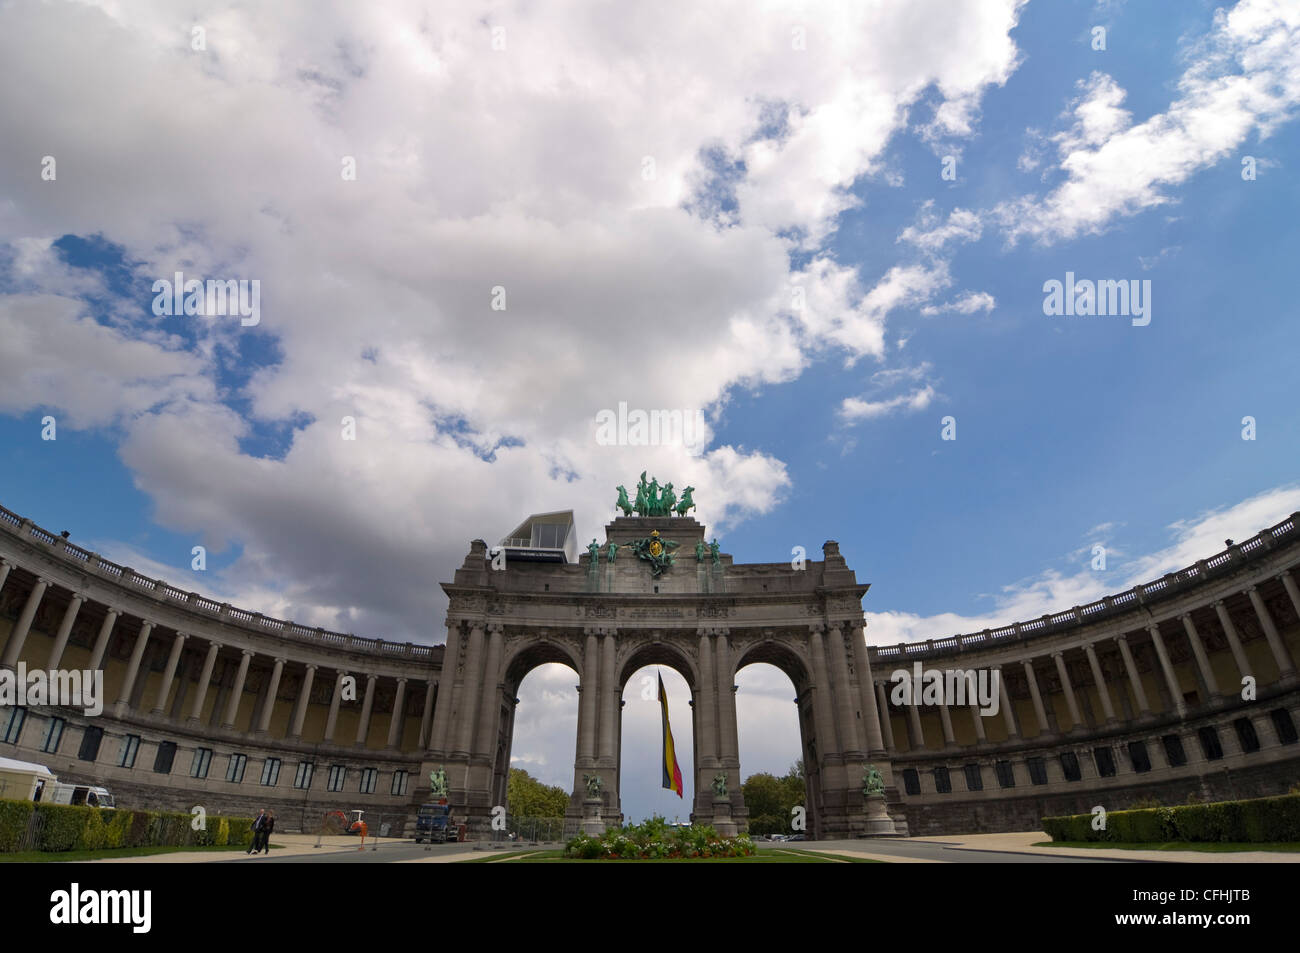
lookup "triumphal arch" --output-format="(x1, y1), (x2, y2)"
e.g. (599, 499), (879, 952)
(424, 476), (896, 838)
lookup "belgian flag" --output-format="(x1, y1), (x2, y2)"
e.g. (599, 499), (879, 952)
(659, 672), (684, 797)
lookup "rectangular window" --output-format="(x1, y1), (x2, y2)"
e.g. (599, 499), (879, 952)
(118, 734), (140, 769)
(1126, 740), (1151, 773)
(932, 766), (951, 794)
(190, 747), (212, 779)
(1, 706), (27, 744)
(261, 758), (281, 787)
(1026, 756), (1048, 786)
(1162, 733), (1187, 767)
(391, 770), (408, 797)
(226, 753), (247, 783)
(42, 717), (65, 754)
(294, 762), (315, 790)
(994, 760), (1015, 788)
(78, 725), (103, 762)
(1093, 747), (1116, 777)
(1197, 726), (1223, 761)
(1270, 708), (1298, 745)
(962, 764), (983, 792)
(360, 768), (377, 795)
(1059, 751), (1081, 782)
(901, 768), (920, 796)
(327, 764), (347, 792)
(1233, 717), (1260, 753)
(154, 741), (176, 774)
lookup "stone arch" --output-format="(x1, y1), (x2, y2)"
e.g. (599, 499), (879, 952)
(616, 635), (699, 692)
(733, 635), (813, 692)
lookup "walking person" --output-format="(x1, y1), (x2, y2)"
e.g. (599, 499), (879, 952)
(259, 810), (276, 854)
(247, 808), (266, 854)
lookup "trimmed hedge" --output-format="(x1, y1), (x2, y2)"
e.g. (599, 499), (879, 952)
(0, 799), (255, 853)
(1043, 792), (1300, 843)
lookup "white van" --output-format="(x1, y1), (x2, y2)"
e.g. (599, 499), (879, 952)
(0, 756), (57, 801)
(46, 782), (115, 809)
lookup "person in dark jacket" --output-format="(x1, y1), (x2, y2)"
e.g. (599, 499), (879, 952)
(259, 810), (276, 854)
(247, 809), (266, 854)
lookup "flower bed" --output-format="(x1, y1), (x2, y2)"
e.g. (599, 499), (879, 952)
(565, 816), (755, 859)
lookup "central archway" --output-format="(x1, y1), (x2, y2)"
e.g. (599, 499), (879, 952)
(617, 649), (696, 825)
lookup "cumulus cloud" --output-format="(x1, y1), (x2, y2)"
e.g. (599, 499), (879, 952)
(865, 483), (1300, 646)
(920, 290), (995, 316)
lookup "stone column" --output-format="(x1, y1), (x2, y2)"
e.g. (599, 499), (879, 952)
(598, 630), (618, 766)
(807, 624), (841, 762)
(46, 594), (84, 669)
(188, 641), (221, 723)
(851, 628), (886, 756)
(429, 619), (462, 754)
(996, 667), (1019, 738)
(937, 702), (956, 746)
(1181, 614), (1220, 699)
(88, 608), (118, 671)
(1022, 658), (1050, 735)
(151, 631), (187, 714)
(221, 649), (253, 729)
(1146, 623), (1185, 718)
(1053, 651), (1083, 730)
(715, 630), (740, 769)
(1213, 600), (1252, 682)
(323, 669), (345, 742)
(115, 621), (153, 709)
(418, 679), (435, 749)
(289, 663), (316, 738)
(696, 629), (718, 767)
(1116, 635), (1151, 715)
(874, 681), (896, 750)
(968, 701), (987, 743)
(1084, 643), (1118, 724)
(827, 623), (863, 758)
(1281, 571), (1300, 627)
(354, 673), (377, 745)
(384, 677), (408, 749)
(0, 559), (10, 597)
(1, 577), (47, 667)
(474, 624), (506, 757)
(257, 657), (286, 733)
(453, 622), (486, 758)
(578, 629), (599, 765)
(906, 694), (926, 750)
(1247, 586), (1297, 681)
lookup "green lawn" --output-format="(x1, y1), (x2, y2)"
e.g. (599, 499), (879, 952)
(0, 844), (265, 863)
(461, 848), (882, 863)
(1033, 841), (1300, 853)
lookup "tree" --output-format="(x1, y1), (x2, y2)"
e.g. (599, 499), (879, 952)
(742, 768), (808, 835)
(506, 768), (569, 818)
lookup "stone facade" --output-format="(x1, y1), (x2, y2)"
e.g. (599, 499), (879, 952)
(1, 500), (1298, 837)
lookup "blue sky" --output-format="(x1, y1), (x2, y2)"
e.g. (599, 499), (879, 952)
(2, 0), (1298, 818)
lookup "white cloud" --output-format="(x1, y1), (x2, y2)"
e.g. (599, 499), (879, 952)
(920, 290), (995, 316)
(997, 0), (1300, 244)
(898, 203), (984, 252)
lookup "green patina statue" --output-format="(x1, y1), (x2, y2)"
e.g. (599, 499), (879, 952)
(695, 540), (707, 562)
(711, 773), (728, 798)
(627, 529), (679, 576)
(587, 539), (601, 564)
(675, 486), (695, 517)
(429, 767), (449, 798)
(863, 765), (886, 798)
(615, 485), (633, 517)
(583, 774), (604, 798)
(606, 541), (618, 562)
(709, 538), (721, 566)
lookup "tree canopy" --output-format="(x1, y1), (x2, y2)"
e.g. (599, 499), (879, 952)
(507, 768), (570, 818)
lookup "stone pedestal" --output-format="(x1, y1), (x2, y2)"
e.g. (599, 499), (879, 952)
(712, 796), (738, 838)
(862, 794), (898, 837)
(581, 797), (605, 836)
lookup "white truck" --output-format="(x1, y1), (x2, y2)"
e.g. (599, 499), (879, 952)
(0, 757), (114, 808)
